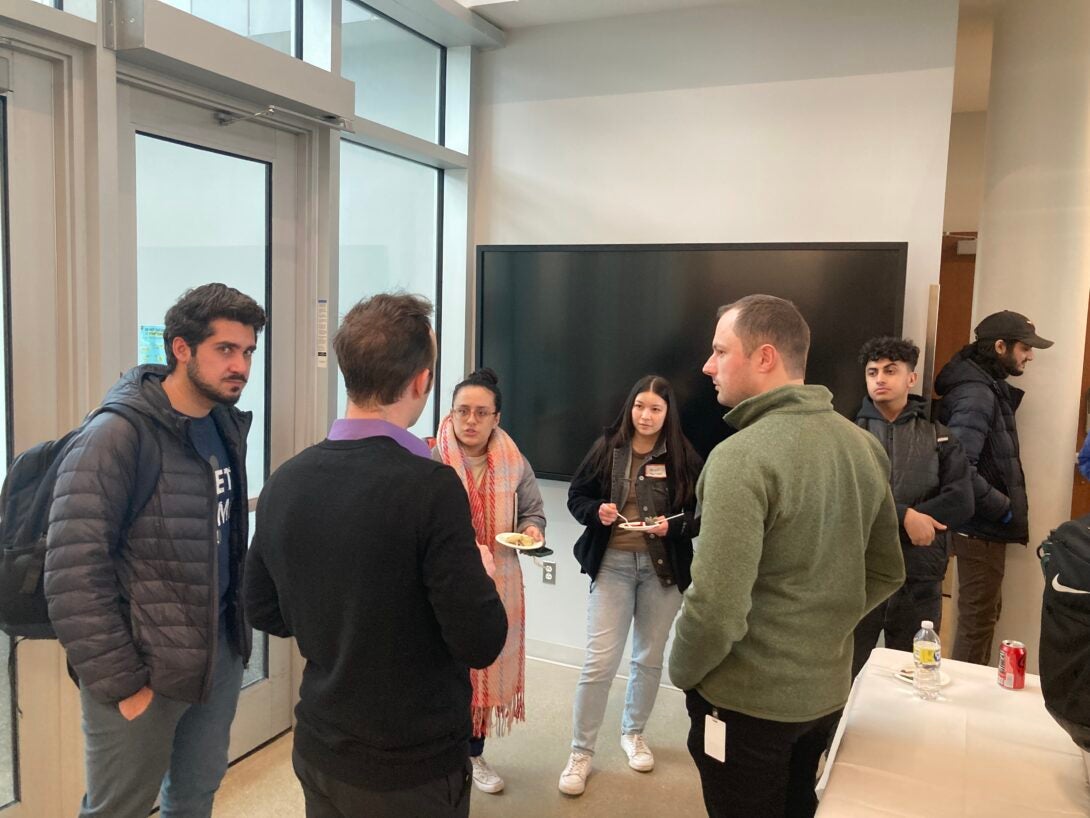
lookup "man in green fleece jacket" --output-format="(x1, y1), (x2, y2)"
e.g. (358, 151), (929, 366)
(669, 294), (904, 818)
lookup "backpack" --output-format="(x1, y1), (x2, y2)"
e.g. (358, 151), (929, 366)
(1038, 513), (1090, 742)
(0, 406), (160, 639)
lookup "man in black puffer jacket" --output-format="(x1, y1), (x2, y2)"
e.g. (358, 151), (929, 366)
(852, 337), (974, 678)
(45, 284), (266, 818)
(934, 310), (1053, 665)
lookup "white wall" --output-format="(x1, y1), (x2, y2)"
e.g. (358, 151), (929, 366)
(471, 0), (959, 662)
(944, 111), (988, 233)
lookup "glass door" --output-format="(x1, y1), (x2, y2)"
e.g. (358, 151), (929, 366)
(118, 82), (298, 759)
(0, 93), (18, 818)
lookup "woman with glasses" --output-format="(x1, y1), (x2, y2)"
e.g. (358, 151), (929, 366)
(432, 367), (546, 795)
(558, 375), (702, 797)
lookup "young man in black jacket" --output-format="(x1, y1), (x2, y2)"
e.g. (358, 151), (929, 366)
(245, 293), (507, 818)
(934, 311), (1053, 664)
(852, 337), (974, 677)
(45, 284), (266, 818)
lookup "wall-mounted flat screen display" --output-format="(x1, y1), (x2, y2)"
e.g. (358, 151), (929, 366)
(477, 243), (907, 480)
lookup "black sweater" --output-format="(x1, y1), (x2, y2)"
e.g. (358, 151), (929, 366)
(244, 436), (507, 791)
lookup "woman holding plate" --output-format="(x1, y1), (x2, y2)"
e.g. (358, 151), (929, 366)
(433, 367), (546, 795)
(558, 375), (702, 797)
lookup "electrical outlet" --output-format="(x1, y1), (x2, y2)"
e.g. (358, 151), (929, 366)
(542, 561), (556, 584)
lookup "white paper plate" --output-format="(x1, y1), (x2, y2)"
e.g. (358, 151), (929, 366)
(618, 521), (653, 531)
(495, 532), (543, 551)
(893, 666), (951, 687)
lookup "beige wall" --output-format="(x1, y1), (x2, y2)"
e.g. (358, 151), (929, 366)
(471, 0), (960, 660)
(943, 111), (987, 233)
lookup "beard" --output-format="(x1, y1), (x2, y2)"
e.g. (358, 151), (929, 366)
(187, 357), (247, 406)
(999, 350), (1024, 377)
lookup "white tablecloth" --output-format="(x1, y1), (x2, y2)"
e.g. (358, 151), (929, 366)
(816, 647), (1090, 817)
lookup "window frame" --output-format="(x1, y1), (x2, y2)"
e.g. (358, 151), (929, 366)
(342, 0), (448, 146)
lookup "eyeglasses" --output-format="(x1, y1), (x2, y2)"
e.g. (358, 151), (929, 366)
(452, 407), (497, 420)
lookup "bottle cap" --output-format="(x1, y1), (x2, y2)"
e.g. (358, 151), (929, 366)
(921, 620), (934, 629)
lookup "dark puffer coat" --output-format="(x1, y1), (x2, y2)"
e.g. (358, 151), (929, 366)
(934, 347), (1028, 543)
(44, 365), (252, 704)
(855, 395), (974, 580)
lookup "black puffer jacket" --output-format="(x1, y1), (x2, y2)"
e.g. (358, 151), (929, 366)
(45, 365), (252, 704)
(856, 396), (974, 580)
(934, 347), (1028, 543)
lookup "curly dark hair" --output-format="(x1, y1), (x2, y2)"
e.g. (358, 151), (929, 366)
(163, 283), (266, 369)
(858, 336), (919, 370)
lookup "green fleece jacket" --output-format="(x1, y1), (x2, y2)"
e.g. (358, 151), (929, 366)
(669, 384), (904, 722)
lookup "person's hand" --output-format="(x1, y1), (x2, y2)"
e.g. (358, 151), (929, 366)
(521, 525), (544, 544)
(903, 508), (946, 546)
(644, 516), (669, 537)
(598, 503), (620, 525)
(477, 542), (497, 578)
(118, 686), (154, 721)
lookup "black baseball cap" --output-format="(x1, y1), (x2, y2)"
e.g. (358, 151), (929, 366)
(974, 311), (1053, 349)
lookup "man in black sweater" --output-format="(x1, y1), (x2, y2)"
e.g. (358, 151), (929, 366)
(244, 293), (507, 818)
(852, 337), (974, 677)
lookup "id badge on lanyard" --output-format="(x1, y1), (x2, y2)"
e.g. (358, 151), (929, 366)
(705, 707), (726, 762)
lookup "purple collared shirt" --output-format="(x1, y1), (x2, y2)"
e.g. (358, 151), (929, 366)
(327, 418), (433, 459)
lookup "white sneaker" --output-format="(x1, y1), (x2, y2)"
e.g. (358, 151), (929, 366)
(471, 756), (504, 794)
(620, 734), (655, 772)
(558, 751), (593, 795)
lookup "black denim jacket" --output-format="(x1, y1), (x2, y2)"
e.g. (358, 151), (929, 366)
(568, 440), (701, 590)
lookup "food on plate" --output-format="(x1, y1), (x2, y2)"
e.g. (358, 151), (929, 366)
(498, 532), (537, 548)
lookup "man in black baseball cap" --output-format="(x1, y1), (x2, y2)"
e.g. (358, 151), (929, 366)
(933, 310), (1052, 664)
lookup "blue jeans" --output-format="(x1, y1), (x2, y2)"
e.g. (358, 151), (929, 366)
(571, 549), (684, 755)
(77, 635), (244, 818)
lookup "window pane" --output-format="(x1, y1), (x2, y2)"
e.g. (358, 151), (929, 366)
(135, 136), (271, 691)
(159, 0), (297, 57)
(241, 511), (267, 688)
(338, 142), (439, 438)
(134, 134), (270, 499)
(341, 1), (443, 143)
(0, 98), (18, 810)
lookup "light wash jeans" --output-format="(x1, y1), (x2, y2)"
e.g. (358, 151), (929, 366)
(571, 549), (684, 755)
(77, 634), (244, 818)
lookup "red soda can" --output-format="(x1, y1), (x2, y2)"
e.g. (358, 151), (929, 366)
(997, 640), (1026, 690)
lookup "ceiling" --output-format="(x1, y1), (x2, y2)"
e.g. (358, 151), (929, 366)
(457, 0), (744, 30)
(456, 0), (995, 112)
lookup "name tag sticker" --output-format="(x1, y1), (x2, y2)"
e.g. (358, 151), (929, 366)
(704, 713), (726, 762)
(645, 464), (667, 479)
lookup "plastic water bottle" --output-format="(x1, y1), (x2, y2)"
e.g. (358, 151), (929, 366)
(912, 620), (942, 701)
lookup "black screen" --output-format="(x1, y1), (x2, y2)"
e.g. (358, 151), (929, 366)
(477, 243), (906, 480)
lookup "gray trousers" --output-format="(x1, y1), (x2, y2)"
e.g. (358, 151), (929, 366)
(77, 637), (243, 818)
(292, 747), (472, 818)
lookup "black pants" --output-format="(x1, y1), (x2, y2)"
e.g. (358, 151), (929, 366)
(851, 579), (943, 679)
(685, 690), (841, 818)
(292, 748), (471, 818)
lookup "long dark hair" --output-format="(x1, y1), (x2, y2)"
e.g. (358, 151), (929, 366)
(585, 375), (699, 508)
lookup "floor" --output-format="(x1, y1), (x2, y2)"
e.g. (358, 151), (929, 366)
(212, 658), (705, 818)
